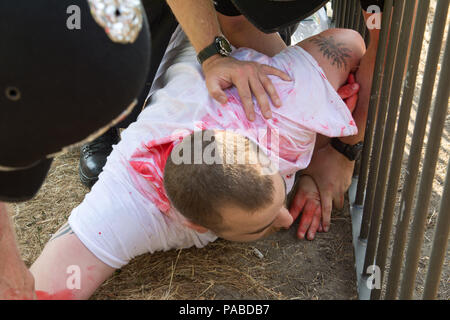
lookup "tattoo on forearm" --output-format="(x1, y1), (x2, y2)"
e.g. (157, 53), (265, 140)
(309, 35), (352, 70)
(50, 222), (74, 241)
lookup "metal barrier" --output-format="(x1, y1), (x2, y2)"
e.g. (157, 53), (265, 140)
(331, 0), (449, 299)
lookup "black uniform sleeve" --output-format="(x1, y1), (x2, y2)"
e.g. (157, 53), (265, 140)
(360, 0), (385, 11)
(213, 0), (242, 16)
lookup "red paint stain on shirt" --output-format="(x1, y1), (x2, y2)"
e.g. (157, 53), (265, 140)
(36, 289), (74, 300)
(129, 139), (178, 213)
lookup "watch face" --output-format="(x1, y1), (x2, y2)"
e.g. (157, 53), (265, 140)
(216, 37), (232, 56)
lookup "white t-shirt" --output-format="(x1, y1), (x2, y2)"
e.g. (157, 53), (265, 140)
(69, 27), (357, 269)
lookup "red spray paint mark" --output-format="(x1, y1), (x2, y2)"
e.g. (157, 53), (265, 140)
(36, 289), (74, 300)
(129, 140), (177, 213)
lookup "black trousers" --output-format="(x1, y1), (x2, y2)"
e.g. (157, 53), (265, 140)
(116, 0), (178, 128)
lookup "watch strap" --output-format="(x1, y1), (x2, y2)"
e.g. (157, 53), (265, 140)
(197, 36), (231, 65)
(331, 138), (363, 161)
(197, 41), (220, 64)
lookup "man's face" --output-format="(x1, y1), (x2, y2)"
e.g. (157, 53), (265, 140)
(216, 173), (293, 242)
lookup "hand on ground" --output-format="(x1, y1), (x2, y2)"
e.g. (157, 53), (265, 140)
(289, 175), (323, 240)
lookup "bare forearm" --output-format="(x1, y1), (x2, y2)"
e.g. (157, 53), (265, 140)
(0, 202), (36, 300)
(340, 11), (380, 145)
(341, 40), (377, 144)
(166, 0), (222, 54)
(0, 202), (21, 264)
(31, 222), (115, 300)
(217, 14), (287, 57)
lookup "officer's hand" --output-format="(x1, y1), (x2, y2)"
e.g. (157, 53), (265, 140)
(202, 55), (291, 121)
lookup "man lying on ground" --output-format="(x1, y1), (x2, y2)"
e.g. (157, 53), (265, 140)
(30, 26), (365, 299)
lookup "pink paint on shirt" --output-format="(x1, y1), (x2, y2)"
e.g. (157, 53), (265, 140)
(227, 95), (240, 105)
(200, 113), (220, 129)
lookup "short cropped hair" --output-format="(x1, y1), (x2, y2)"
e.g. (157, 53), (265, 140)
(164, 130), (275, 232)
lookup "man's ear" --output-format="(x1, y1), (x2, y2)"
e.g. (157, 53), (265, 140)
(183, 220), (209, 234)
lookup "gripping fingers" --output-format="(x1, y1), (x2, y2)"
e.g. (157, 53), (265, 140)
(337, 83), (360, 100)
(249, 76), (272, 119)
(318, 223), (324, 233)
(261, 64), (292, 82)
(206, 79), (228, 105)
(347, 73), (356, 84)
(297, 200), (320, 240)
(289, 189), (308, 221)
(307, 207), (322, 240)
(259, 73), (282, 108)
(260, 65), (291, 108)
(345, 93), (359, 113)
(321, 195), (333, 233)
(333, 192), (346, 210)
(235, 78), (256, 121)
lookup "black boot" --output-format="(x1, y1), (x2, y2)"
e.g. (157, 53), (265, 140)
(79, 127), (120, 188)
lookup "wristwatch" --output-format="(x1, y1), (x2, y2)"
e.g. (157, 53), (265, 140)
(197, 36), (232, 65)
(331, 138), (364, 161)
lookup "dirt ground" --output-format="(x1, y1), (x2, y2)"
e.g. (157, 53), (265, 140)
(8, 1), (448, 300)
